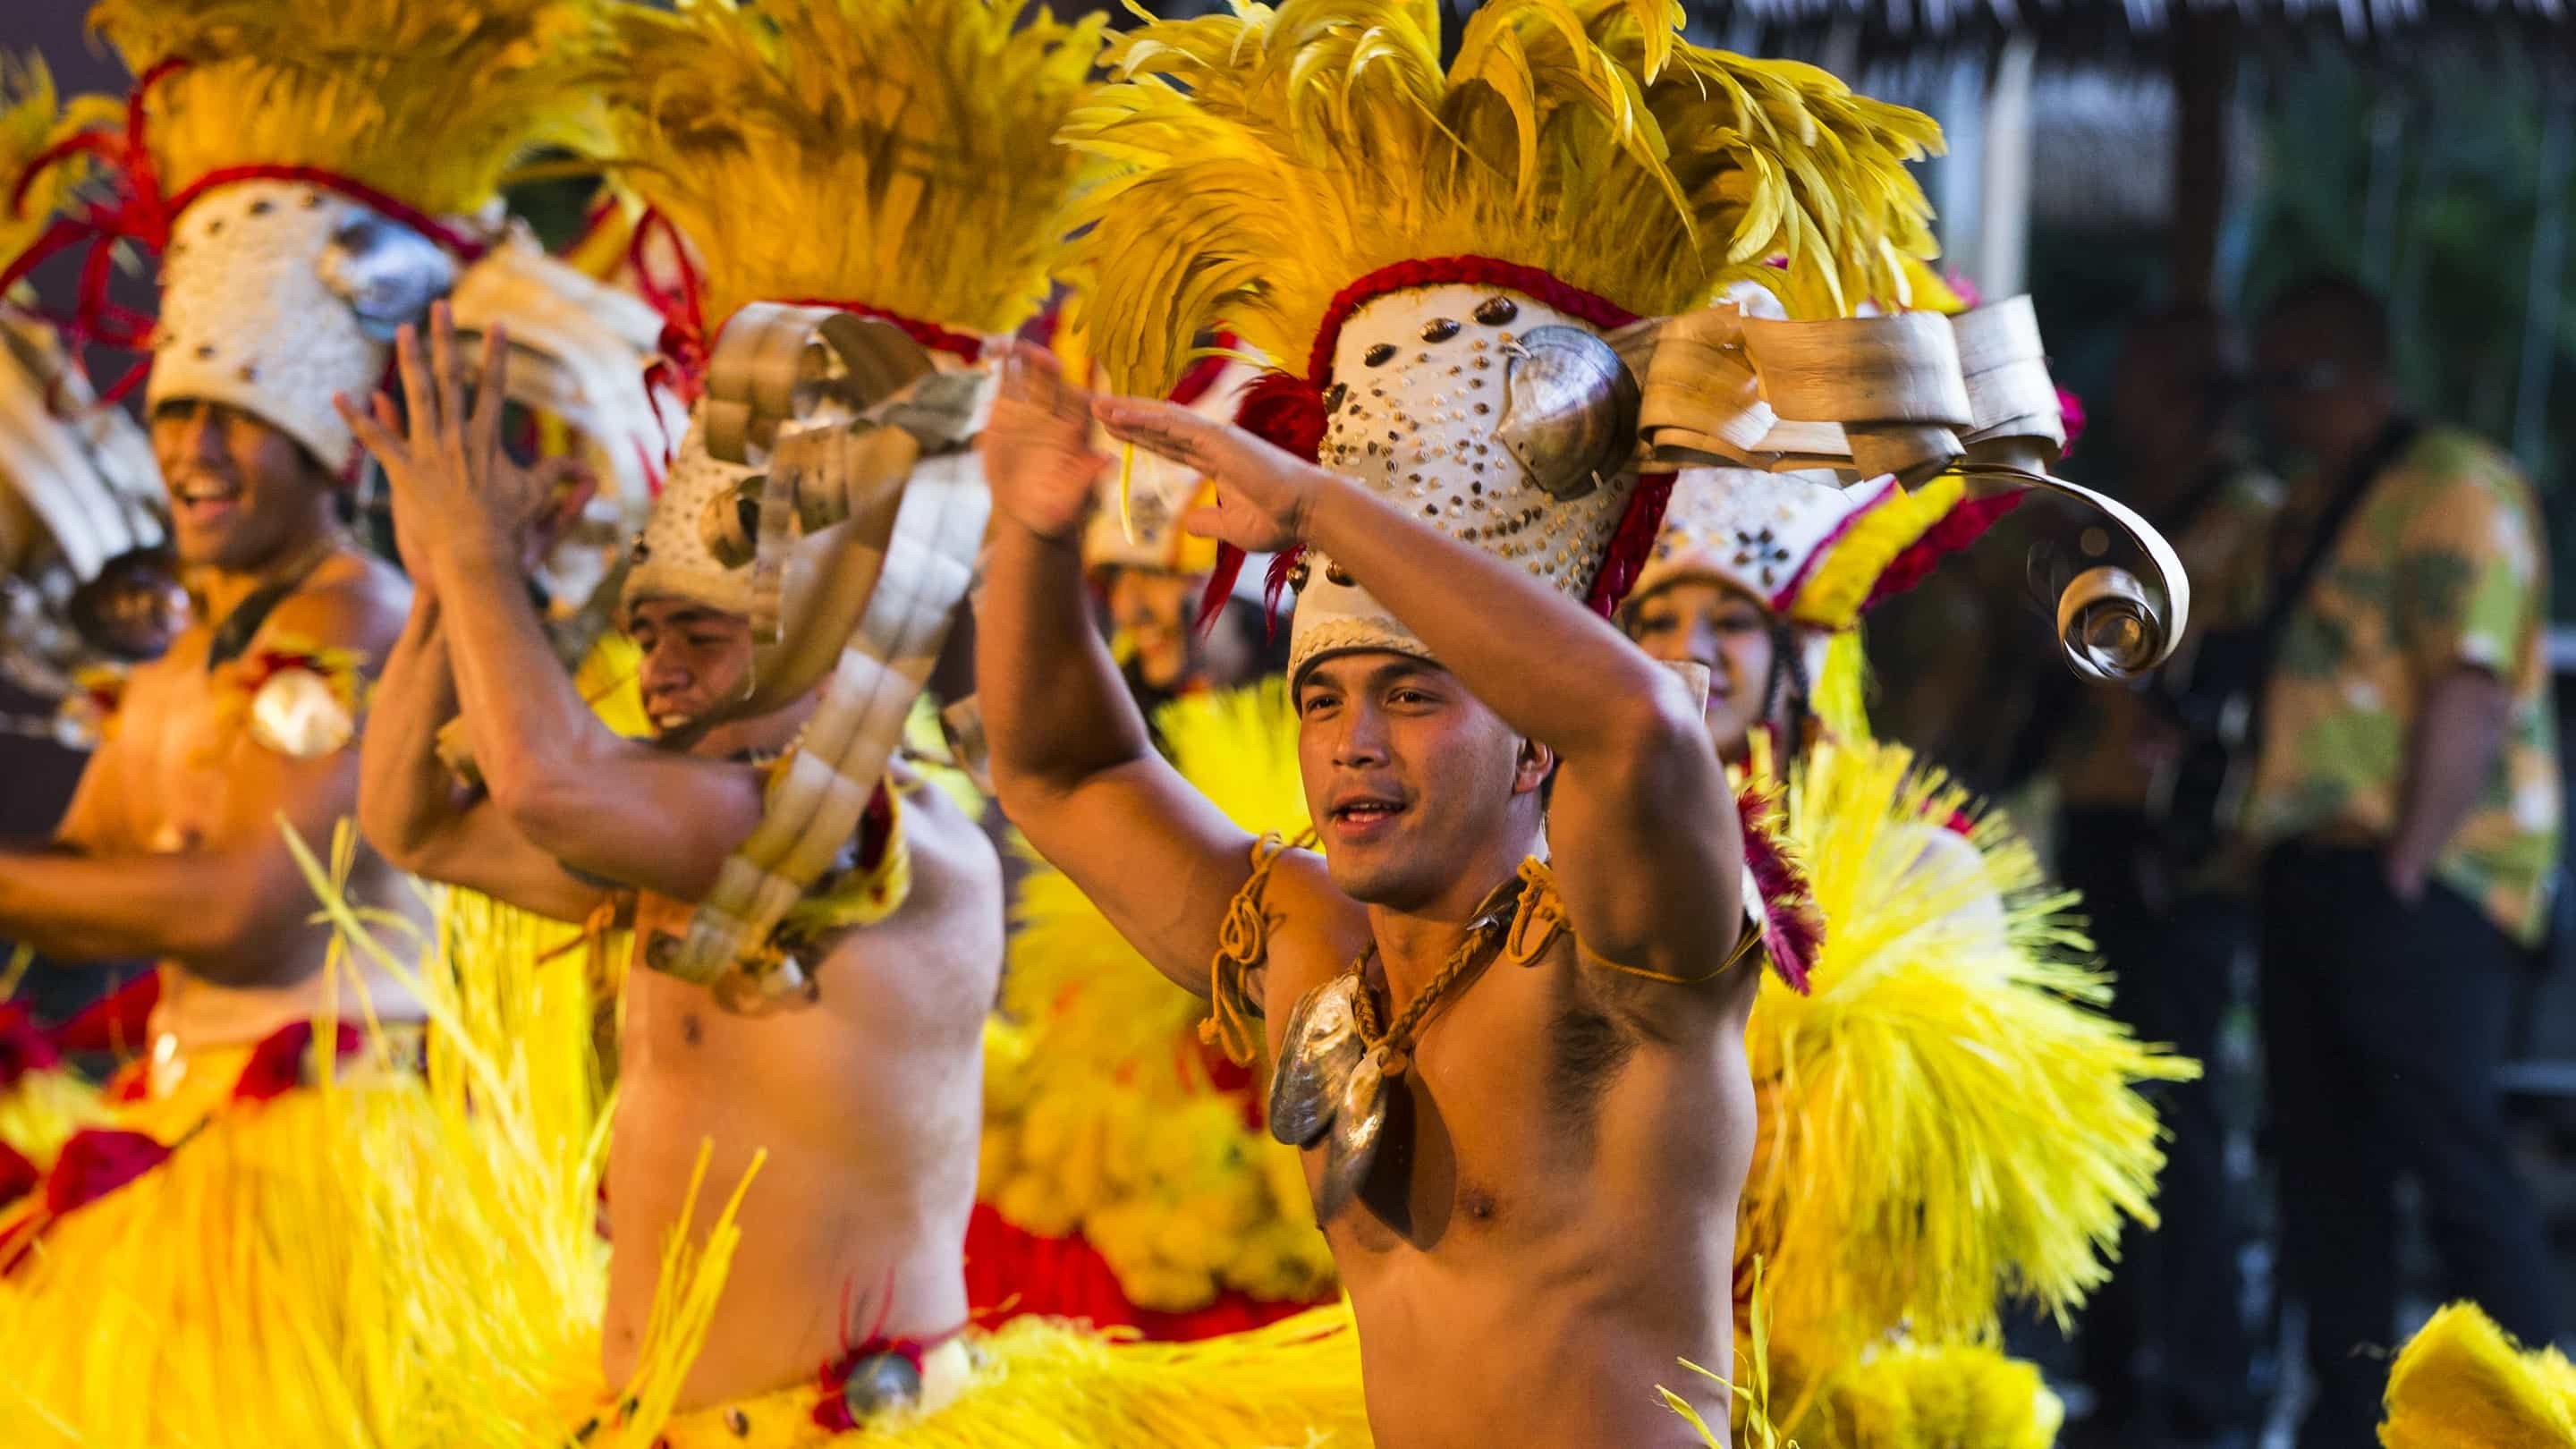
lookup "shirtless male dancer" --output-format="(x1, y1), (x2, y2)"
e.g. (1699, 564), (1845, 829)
(979, 337), (1752, 1446)
(354, 307), (999, 1410)
(973, 1), (1966, 1439)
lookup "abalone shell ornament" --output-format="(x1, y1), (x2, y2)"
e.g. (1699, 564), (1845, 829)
(1316, 1046), (1390, 1224)
(1494, 325), (1641, 502)
(315, 211), (457, 343)
(1269, 974), (1364, 1149)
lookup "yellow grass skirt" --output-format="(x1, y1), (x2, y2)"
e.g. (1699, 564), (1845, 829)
(2380, 1301), (2576, 1447)
(556, 1303), (1372, 1449)
(0, 825), (611, 1448)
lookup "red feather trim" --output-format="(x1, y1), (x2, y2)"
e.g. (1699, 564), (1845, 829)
(47, 971), (160, 1056)
(1862, 491), (2025, 614)
(0, 1004), (62, 1090)
(1736, 783), (1823, 995)
(231, 1020), (365, 1104)
(1586, 470), (1674, 617)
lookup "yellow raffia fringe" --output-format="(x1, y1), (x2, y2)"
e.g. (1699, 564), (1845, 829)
(603, 0), (1106, 337)
(980, 682), (1335, 1312)
(581, 1303), (1368, 1449)
(0, 820), (608, 1448)
(2380, 1301), (2576, 1448)
(1739, 735), (2197, 1377)
(1062, 0), (1945, 396)
(90, 0), (606, 216)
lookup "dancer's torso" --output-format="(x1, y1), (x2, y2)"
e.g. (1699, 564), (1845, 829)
(1265, 866), (1759, 1449)
(88, 560), (428, 1055)
(607, 779), (1001, 1409)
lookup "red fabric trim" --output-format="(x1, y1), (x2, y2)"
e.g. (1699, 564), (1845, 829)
(962, 1202), (1325, 1342)
(1301, 256), (1640, 387)
(167, 166), (487, 260)
(0, 1004), (63, 1089)
(49, 971), (161, 1056)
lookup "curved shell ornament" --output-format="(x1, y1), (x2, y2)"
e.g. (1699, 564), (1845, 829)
(315, 212), (458, 343)
(1269, 973), (1365, 1150)
(1494, 325), (1642, 502)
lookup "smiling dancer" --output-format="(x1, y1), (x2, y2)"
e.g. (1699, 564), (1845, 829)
(0, 2), (605, 1443)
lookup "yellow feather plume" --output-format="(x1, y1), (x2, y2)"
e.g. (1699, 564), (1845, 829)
(603, 0), (1106, 337)
(1739, 735), (2197, 1375)
(89, 0), (606, 217)
(0, 56), (122, 270)
(1062, 0), (1945, 394)
(2382, 1301), (2576, 1448)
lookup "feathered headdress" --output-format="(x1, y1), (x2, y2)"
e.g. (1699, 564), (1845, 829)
(1062, 0), (1943, 399)
(1058, 0), (1943, 679)
(6, 0), (609, 470)
(604, 0), (1107, 351)
(88, 0), (606, 220)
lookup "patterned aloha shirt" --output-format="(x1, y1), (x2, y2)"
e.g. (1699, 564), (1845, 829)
(2243, 427), (2562, 945)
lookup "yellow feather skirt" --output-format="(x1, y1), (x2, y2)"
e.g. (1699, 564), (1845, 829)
(2381, 1301), (2576, 1448)
(0, 823), (613, 1448)
(555, 1302), (1373, 1449)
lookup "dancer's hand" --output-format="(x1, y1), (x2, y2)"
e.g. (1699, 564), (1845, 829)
(1091, 394), (1330, 555)
(338, 301), (589, 574)
(980, 339), (1107, 543)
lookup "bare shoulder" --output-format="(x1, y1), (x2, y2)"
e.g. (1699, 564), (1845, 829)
(895, 764), (1002, 907)
(1250, 845), (1368, 1013)
(262, 548), (411, 661)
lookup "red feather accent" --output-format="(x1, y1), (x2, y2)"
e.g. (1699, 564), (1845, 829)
(0, 1005), (62, 1090)
(2057, 386), (2089, 460)
(47, 972), (160, 1055)
(43, 1128), (171, 1216)
(1736, 783), (1823, 995)
(0, 1140), (33, 1209)
(1199, 369), (1331, 635)
(1585, 470), (1674, 616)
(230, 1020), (365, 1104)
(1862, 491), (2025, 614)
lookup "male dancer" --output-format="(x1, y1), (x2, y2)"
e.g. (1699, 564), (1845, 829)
(359, 3), (1366, 1442)
(0, 2), (599, 1440)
